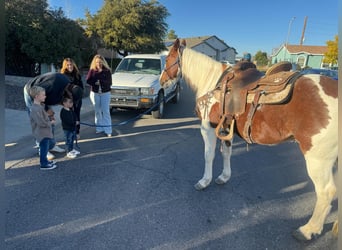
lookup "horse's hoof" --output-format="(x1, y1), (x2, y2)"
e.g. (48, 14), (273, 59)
(215, 176), (227, 185)
(292, 229), (311, 242)
(332, 221), (338, 237)
(194, 182), (206, 190)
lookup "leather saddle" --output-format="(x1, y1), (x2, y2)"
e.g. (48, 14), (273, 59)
(223, 61), (299, 116)
(215, 61), (300, 142)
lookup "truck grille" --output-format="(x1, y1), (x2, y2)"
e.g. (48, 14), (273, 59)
(111, 88), (138, 96)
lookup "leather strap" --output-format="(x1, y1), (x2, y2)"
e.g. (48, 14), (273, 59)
(243, 90), (263, 144)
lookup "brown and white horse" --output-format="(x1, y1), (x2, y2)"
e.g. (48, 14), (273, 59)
(160, 39), (338, 241)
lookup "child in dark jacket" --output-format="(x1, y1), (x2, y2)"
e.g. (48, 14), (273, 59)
(60, 97), (80, 159)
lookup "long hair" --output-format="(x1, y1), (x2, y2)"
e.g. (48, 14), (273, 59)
(89, 54), (111, 72)
(61, 58), (80, 76)
(181, 48), (225, 98)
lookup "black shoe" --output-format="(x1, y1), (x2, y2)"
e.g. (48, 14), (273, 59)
(40, 163), (57, 170)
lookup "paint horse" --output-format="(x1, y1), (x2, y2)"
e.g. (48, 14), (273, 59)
(159, 39), (338, 241)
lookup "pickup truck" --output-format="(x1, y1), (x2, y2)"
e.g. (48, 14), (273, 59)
(110, 54), (180, 118)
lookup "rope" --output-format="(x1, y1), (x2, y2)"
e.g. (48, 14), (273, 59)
(80, 96), (163, 128)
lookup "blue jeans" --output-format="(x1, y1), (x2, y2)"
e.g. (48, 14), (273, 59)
(64, 130), (75, 152)
(40, 138), (56, 166)
(89, 91), (112, 134)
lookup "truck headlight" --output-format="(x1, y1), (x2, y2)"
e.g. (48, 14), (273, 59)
(140, 87), (154, 95)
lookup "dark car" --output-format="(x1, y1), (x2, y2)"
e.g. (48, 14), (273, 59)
(300, 68), (338, 80)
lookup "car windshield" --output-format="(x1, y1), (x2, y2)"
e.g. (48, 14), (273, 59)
(115, 58), (161, 75)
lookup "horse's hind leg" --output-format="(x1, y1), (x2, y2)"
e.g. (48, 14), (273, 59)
(195, 120), (217, 190)
(293, 155), (337, 241)
(215, 140), (232, 185)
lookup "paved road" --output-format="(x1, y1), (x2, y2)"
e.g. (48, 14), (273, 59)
(5, 83), (337, 249)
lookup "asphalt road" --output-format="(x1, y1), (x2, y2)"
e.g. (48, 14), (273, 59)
(5, 82), (338, 249)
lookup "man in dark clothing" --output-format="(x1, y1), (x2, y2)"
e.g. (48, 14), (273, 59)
(24, 72), (83, 108)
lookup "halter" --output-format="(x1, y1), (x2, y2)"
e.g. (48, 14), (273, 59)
(162, 44), (185, 82)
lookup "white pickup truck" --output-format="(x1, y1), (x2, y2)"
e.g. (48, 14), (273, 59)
(110, 54), (180, 118)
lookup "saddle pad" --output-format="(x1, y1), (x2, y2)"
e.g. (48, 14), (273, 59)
(246, 83), (294, 104)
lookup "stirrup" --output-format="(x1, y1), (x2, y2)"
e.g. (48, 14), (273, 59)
(215, 117), (235, 141)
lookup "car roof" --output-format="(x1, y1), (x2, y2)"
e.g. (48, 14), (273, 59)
(124, 54), (165, 59)
(301, 68), (338, 79)
(302, 68), (335, 73)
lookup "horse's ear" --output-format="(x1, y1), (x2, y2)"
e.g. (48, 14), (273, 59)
(180, 39), (186, 46)
(174, 38), (180, 49)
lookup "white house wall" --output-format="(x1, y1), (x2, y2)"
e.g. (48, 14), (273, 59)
(192, 44), (217, 59)
(192, 40), (235, 63)
(165, 36), (236, 64)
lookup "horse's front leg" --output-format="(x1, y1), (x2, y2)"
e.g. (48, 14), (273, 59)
(215, 139), (232, 185)
(195, 120), (217, 190)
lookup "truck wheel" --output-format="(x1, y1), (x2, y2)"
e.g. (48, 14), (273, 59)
(171, 83), (180, 104)
(151, 92), (165, 119)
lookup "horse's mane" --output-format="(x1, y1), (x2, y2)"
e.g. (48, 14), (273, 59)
(182, 48), (225, 98)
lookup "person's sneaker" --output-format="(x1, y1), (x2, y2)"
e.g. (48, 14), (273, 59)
(66, 151), (77, 159)
(47, 152), (55, 161)
(70, 149), (80, 155)
(107, 133), (112, 137)
(38, 151), (55, 160)
(48, 160), (56, 165)
(40, 162), (57, 170)
(50, 145), (65, 153)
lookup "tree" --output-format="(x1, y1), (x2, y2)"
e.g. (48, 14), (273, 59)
(84, 0), (169, 57)
(254, 50), (268, 66)
(167, 29), (178, 39)
(5, 0), (94, 76)
(5, 0), (48, 75)
(323, 35), (338, 65)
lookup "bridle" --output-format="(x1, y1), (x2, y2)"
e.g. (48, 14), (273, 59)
(162, 45), (185, 82)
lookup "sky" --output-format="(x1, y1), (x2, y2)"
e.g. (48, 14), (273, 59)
(48, 0), (338, 57)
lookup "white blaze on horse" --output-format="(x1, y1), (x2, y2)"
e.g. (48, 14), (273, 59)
(159, 39), (338, 241)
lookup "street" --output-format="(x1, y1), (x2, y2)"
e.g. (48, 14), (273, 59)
(5, 82), (337, 250)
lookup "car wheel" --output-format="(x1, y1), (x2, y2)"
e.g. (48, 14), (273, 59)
(171, 83), (180, 104)
(151, 92), (165, 119)
(110, 107), (117, 114)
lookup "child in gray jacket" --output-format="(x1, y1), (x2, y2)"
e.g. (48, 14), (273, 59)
(29, 86), (57, 170)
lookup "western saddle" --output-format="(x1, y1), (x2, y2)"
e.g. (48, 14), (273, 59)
(214, 61), (300, 143)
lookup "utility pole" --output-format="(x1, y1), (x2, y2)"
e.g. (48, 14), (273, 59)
(285, 17), (296, 47)
(284, 17), (296, 61)
(300, 16), (308, 45)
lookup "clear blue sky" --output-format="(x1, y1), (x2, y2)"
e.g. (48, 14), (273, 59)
(48, 0), (338, 57)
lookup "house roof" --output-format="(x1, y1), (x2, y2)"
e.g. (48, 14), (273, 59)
(165, 35), (237, 54)
(285, 45), (327, 55)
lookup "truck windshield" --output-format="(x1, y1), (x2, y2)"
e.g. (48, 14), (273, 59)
(116, 58), (161, 75)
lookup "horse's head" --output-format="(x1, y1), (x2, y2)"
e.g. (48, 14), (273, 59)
(159, 38), (185, 87)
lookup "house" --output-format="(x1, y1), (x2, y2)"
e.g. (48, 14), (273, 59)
(271, 44), (334, 69)
(165, 36), (237, 64)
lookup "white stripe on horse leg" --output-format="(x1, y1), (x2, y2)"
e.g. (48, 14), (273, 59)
(215, 139), (232, 185)
(195, 120), (217, 190)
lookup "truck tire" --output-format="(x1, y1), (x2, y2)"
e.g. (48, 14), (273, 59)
(171, 83), (180, 104)
(151, 92), (165, 119)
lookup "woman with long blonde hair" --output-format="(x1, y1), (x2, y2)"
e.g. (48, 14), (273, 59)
(61, 58), (84, 138)
(86, 55), (112, 137)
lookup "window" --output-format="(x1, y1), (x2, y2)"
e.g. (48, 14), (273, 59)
(297, 56), (306, 68)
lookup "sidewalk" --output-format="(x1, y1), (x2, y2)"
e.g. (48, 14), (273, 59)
(5, 96), (93, 145)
